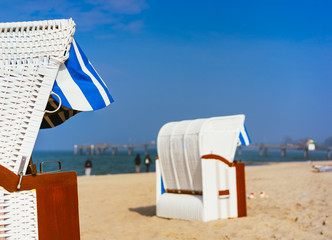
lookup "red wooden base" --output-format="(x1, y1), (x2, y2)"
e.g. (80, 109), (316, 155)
(0, 165), (80, 239)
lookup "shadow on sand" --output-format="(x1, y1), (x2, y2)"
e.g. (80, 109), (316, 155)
(129, 205), (156, 217)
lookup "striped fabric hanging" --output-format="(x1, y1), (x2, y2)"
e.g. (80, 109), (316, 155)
(52, 39), (114, 111)
(41, 39), (114, 129)
(239, 124), (251, 146)
(41, 97), (80, 129)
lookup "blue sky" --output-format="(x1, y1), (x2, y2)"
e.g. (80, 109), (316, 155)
(2, 1), (331, 149)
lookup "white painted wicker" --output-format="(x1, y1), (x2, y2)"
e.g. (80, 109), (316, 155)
(0, 19), (76, 240)
(156, 115), (246, 221)
(0, 188), (38, 239)
(0, 19), (75, 175)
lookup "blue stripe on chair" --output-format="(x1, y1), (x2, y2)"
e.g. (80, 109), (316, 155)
(244, 124), (251, 144)
(239, 124), (251, 146)
(65, 41), (106, 110)
(52, 80), (72, 109)
(52, 39), (113, 111)
(239, 132), (246, 146)
(161, 176), (165, 195)
(74, 41), (113, 103)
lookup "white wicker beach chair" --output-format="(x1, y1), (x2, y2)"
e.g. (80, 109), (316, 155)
(156, 114), (250, 222)
(0, 19), (75, 175)
(0, 19), (77, 239)
(0, 18), (113, 239)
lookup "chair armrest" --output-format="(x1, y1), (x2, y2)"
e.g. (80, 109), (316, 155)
(201, 154), (233, 167)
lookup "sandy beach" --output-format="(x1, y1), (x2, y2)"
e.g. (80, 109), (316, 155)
(78, 161), (332, 240)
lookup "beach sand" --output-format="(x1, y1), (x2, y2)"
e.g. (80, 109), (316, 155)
(78, 161), (332, 240)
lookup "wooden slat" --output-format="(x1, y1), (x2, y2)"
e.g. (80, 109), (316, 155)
(165, 189), (203, 195)
(0, 164), (80, 239)
(218, 190), (230, 196)
(201, 154), (233, 167)
(235, 163), (247, 217)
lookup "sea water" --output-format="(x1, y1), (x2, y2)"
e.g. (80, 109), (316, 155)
(31, 148), (330, 176)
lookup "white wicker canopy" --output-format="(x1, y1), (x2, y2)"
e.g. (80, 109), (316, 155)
(156, 115), (250, 221)
(157, 114), (247, 193)
(0, 18), (113, 239)
(0, 19), (76, 175)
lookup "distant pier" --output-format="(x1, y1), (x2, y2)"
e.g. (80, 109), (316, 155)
(74, 142), (331, 159)
(74, 142), (156, 156)
(238, 144), (332, 159)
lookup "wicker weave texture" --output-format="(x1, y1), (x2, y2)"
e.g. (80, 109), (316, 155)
(0, 19), (75, 65)
(0, 188), (38, 239)
(0, 19), (75, 174)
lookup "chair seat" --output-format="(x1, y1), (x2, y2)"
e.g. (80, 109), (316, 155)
(157, 193), (204, 221)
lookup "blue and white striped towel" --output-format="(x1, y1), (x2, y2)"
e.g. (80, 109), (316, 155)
(239, 124), (251, 146)
(52, 39), (114, 111)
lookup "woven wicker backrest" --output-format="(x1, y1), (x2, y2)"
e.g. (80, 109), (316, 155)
(157, 115), (245, 193)
(0, 19), (75, 174)
(0, 187), (38, 239)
